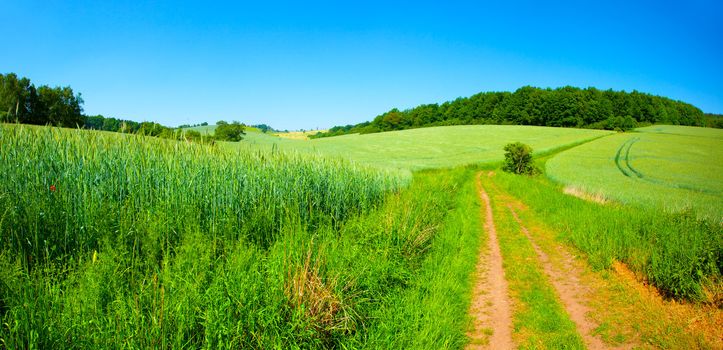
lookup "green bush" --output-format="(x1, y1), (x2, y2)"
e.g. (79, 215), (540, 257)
(502, 142), (539, 175)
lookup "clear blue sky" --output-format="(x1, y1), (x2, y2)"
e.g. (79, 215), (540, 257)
(2, 1), (722, 129)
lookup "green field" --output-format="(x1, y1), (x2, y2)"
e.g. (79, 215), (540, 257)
(0, 124), (475, 348)
(183, 124), (218, 134)
(546, 125), (723, 222)
(1, 123), (720, 348)
(233, 125), (613, 170)
(182, 124), (261, 135)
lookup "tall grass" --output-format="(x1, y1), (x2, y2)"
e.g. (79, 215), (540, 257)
(1, 124), (482, 348)
(492, 171), (721, 301)
(345, 167), (482, 348)
(0, 124), (407, 263)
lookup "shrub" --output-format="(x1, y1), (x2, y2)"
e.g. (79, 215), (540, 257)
(502, 142), (539, 175)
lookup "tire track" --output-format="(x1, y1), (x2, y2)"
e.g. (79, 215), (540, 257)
(466, 172), (514, 349)
(614, 137), (642, 179)
(507, 206), (630, 350)
(613, 137), (717, 195)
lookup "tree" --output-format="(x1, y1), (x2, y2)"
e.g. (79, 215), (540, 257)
(36, 85), (84, 127)
(253, 124), (274, 133)
(0, 73), (34, 123)
(214, 120), (246, 141)
(502, 142), (539, 175)
(1, 73), (83, 127)
(84, 115), (105, 129)
(183, 129), (203, 141)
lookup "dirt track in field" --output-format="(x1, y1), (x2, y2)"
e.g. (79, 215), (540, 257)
(468, 170), (719, 349)
(466, 172), (513, 349)
(507, 206), (624, 350)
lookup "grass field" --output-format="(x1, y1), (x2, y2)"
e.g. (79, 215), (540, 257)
(546, 125), (723, 222)
(1, 122), (720, 348)
(0, 124), (478, 348)
(493, 169), (720, 301)
(232, 125), (613, 170)
(182, 124), (261, 135)
(182, 124), (217, 134)
(275, 129), (328, 140)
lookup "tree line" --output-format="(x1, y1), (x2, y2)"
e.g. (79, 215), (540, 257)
(178, 122), (209, 128)
(86, 115), (244, 142)
(1, 73), (84, 127)
(2, 73), (246, 142)
(313, 86), (716, 138)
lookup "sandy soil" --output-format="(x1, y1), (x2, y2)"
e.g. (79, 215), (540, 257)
(508, 206), (630, 350)
(466, 173), (514, 349)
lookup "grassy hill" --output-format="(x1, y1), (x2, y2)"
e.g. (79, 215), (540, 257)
(547, 125), (723, 221)
(182, 124), (261, 135)
(1, 123), (720, 348)
(274, 129), (328, 140)
(228, 125), (614, 170)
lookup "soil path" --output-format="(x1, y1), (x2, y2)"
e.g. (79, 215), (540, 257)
(466, 172), (514, 349)
(507, 207), (625, 350)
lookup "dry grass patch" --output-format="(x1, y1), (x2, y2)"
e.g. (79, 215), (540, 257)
(284, 249), (357, 337)
(563, 186), (609, 205)
(275, 130), (328, 140)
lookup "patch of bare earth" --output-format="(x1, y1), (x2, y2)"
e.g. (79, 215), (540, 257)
(466, 172), (514, 349)
(507, 207), (628, 350)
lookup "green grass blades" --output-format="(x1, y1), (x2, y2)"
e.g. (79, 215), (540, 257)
(492, 171), (721, 302)
(546, 125), (723, 222)
(0, 124), (480, 348)
(0, 124), (408, 263)
(230, 125), (613, 170)
(347, 167), (483, 349)
(483, 176), (586, 349)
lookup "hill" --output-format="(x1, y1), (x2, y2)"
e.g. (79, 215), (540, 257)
(182, 124), (261, 135)
(547, 125), (723, 221)
(227, 125), (613, 170)
(2, 123), (720, 348)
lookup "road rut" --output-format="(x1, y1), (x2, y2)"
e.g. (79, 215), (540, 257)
(466, 172), (514, 349)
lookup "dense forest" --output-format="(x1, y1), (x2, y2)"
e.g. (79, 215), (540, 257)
(705, 113), (723, 128)
(313, 86), (714, 138)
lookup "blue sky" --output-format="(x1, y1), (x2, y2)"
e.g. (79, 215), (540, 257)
(2, 1), (722, 129)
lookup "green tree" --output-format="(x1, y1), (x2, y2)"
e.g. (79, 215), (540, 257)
(0, 73), (34, 123)
(183, 129), (203, 141)
(214, 120), (246, 141)
(36, 85), (84, 127)
(502, 142), (539, 175)
(1, 73), (83, 127)
(84, 114), (105, 129)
